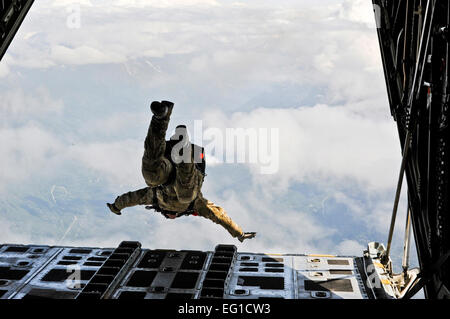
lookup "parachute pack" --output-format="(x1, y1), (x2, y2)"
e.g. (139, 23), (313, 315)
(164, 139), (206, 177)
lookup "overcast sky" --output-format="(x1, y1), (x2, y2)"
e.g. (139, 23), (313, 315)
(0, 0), (415, 270)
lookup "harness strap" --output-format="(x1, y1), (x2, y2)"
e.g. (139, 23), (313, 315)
(147, 187), (197, 219)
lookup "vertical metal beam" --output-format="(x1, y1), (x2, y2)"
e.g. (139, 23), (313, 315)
(0, 0), (35, 61)
(384, 0), (436, 263)
(402, 208), (413, 274)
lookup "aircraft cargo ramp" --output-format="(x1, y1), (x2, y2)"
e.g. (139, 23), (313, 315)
(0, 241), (407, 299)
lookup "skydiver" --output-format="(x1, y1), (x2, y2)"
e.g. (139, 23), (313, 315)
(106, 100), (256, 242)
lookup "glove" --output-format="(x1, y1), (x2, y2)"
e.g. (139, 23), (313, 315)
(238, 232), (257, 242)
(107, 203), (121, 215)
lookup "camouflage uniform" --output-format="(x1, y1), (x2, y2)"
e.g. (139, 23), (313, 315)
(111, 108), (244, 239)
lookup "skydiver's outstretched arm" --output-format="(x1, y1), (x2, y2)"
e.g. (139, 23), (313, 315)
(193, 193), (256, 242)
(107, 187), (152, 215)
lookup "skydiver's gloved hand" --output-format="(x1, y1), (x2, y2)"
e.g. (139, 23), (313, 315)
(151, 100), (174, 119)
(238, 232), (256, 243)
(107, 203), (121, 215)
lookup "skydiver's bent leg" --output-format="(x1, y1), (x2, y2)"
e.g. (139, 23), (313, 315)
(193, 193), (243, 238)
(142, 101), (174, 187)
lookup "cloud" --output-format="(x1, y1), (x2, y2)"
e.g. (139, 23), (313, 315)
(0, 218), (38, 245)
(46, 0), (221, 9)
(338, 0), (377, 28)
(80, 111), (148, 138)
(110, 0), (220, 8)
(0, 88), (65, 189)
(67, 140), (144, 189)
(203, 104), (400, 193)
(3, 0), (381, 96)
(48, 0), (94, 7)
(50, 44), (125, 65)
(0, 87), (64, 124)
(0, 0), (413, 265)
(0, 125), (64, 190)
(336, 239), (366, 256)
(0, 62), (9, 78)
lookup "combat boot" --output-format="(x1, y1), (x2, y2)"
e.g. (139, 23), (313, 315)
(151, 100), (174, 119)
